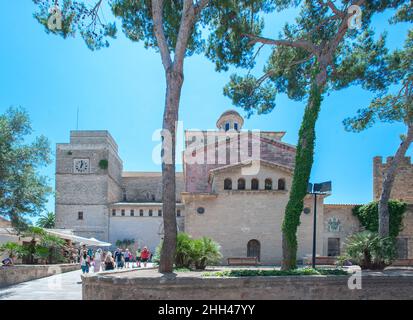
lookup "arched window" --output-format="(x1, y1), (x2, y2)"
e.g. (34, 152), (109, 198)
(278, 178), (286, 190)
(247, 239), (261, 262)
(238, 178), (246, 190)
(251, 178), (259, 190)
(224, 178), (232, 190)
(265, 178), (273, 190)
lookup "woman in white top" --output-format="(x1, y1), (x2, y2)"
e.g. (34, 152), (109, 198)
(93, 248), (102, 272)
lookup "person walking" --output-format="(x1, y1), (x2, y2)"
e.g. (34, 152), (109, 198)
(136, 247), (141, 268)
(140, 247), (150, 268)
(113, 248), (120, 269)
(114, 248), (124, 269)
(93, 249), (102, 273)
(104, 252), (115, 271)
(124, 248), (131, 269)
(80, 249), (90, 274)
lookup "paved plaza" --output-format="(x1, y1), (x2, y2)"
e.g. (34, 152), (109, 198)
(0, 269), (83, 300)
(0, 264), (154, 300)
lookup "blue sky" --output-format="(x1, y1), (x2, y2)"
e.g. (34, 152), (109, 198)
(0, 1), (412, 217)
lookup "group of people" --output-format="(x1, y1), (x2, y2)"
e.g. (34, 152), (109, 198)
(79, 244), (152, 274)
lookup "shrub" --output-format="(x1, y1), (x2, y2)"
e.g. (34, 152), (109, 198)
(36, 233), (67, 264)
(175, 233), (194, 268)
(152, 244), (161, 265)
(154, 232), (222, 270)
(190, 237), (222, 270)
(19, 227), (68, 264)
(0, 242), (27, 260)
(115, 239), (135, 249)
(352, 201), (406, 238)
(203, 268), (348, 277)
(338, 231), (396, 270)
(99, 159), (109, 170)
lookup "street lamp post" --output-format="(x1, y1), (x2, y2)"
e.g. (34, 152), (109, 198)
(307, 181), (332, 269)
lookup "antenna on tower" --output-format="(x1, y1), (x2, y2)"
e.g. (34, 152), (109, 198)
(76, 106), (79, 130)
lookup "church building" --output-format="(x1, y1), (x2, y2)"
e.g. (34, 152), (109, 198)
(55, 110), (413, 264)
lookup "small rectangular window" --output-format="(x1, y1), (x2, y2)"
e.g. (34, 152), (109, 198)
(149, 209), (153, 217)
(225, 122), (230, 131)
(139, 209), (144, 216)
(130, 210), (134, 217)
(234, 122), (238, 131)
(177, 209), (181, 217)
(112, 209), (116, 216)
(78, 212), (83, 220)
(121, 209), (125, 216)
(158, 210), (162, 217)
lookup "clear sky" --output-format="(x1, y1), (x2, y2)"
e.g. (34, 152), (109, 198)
(0, 1), (412, 218)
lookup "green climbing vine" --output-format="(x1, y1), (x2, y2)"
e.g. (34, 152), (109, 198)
(353, 200), (407, 238)
(281, 83), (323, 270)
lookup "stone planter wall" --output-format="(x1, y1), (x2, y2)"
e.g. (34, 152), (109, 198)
(0, 263), (80, 288)
(82, 272), (413, 300)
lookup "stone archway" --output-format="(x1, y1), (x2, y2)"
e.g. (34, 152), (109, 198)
(247, 239), (261, 261)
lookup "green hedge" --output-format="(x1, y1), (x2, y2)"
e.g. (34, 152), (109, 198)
(203, 268), (348, 277)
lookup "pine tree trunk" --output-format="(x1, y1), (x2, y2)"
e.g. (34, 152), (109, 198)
(378, 124), (413, 237)
(281, 83), (323, 270)
(159, 68), (184, 273)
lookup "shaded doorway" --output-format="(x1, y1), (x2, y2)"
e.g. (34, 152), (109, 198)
(247, 239), (261, 261)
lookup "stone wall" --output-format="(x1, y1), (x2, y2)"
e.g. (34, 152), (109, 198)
(121, 173), (184, 203)
(373, 156), (413, 203)
(397, 205), (413, 258)
(0, 264), (80, 288)
(82, 272), (413, 300)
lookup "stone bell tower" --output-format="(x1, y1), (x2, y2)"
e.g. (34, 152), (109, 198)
(55, 131), (123, 241)
(216, 110), (244, 132)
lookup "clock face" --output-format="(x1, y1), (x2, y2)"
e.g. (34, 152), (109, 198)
(74, 159), (90, 174)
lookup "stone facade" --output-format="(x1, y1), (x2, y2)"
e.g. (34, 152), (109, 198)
(396, 205), (413, 259)
(374, 156), (413, 203)
(55, 131), (184, 253)
(55, 110), (413, 263)
(323, 205), (361, 257)
(183, 161), (325, 264)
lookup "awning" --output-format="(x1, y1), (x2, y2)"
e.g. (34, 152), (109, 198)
(44, 229), (111, 247)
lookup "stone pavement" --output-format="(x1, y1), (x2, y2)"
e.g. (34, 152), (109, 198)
(0, 269), (83, 300)
(0, 263), (155, 300)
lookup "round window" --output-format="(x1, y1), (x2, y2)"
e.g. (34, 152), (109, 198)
(197, 207), (205, 214)
(303, 207), (311, 215)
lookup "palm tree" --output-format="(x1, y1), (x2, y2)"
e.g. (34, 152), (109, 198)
(36, 212), (55, 229)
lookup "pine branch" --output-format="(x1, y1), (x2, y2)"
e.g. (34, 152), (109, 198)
(151, 0), (172, 71)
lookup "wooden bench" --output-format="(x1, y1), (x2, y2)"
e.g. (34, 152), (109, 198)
(391, 259), (413, 267)
(227, 257), (259, 266)
(303, 256), (337, 266)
